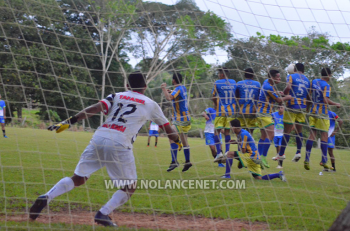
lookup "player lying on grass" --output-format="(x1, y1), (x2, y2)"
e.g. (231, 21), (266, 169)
(221, 119), (286, 181)
(326, 110), (343, 172)
(304, 68), (341, 171)
(29, 72), (182, 227)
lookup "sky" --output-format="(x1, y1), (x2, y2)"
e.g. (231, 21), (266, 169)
(144, 0), (350, 66)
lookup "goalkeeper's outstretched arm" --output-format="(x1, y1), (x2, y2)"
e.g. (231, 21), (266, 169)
(48, 102), (106, 133)
(74, 102), (106, 121)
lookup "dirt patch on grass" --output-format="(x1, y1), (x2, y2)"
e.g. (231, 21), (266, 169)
(3, 211), (268, 230)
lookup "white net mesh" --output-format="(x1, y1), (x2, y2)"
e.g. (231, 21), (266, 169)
(0, 0), (349, 230)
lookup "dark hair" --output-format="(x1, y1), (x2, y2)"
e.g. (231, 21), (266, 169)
(321, 67), (331, 77)
(230, 119), (241, 128)
(173, 73), (183, 84)
(268, 69), (280, 78)
(295, 63), (304, 73)
(218, 67), (229, 75)
(128, 71), (146, 90)
(244, 68), (254, 79)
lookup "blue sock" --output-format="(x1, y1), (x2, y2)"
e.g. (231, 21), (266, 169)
(305, 140), (313, 162)
(279, 134), (290, 156)
(296, 133), (303, 154)
(225, 135), (231, 153)
(214, 135), (221, 154)
(258, 139), (264, 156)
(262, 138), (271, 157)
(321, 141), (328, 163)
(170, 143), (178, 162)
(262, 173), (280, 180)
(184, 147), (190, 162)
(225, 158), (233, 175)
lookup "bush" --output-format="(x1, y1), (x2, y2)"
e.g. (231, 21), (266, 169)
(40, 110), (61, 122)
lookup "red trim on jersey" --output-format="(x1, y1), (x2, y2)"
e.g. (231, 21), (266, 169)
(100, 100), (109, 115)
(160, 122), (170, 128)
(335, 115), (339, 119)
(132, 90), (143, 95)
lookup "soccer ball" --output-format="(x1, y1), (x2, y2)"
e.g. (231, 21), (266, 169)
(287, 64), (295, 74)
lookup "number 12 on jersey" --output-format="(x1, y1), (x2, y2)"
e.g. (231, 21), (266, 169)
(112, 103), (137, 123)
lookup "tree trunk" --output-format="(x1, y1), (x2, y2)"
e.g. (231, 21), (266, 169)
(329, 202), (350, 231)
(100, 71), (106, 125)
(17, 106), (22, 119)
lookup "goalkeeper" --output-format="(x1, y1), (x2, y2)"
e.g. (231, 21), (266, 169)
(221, 119), (286, 181)
(29, 72), (181, 227)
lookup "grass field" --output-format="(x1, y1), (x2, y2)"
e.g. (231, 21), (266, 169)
(0, 127), (349, 230)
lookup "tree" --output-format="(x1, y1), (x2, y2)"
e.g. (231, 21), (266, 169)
(132, 0), (231, 83)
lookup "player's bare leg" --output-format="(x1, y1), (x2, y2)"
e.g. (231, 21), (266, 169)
(179, 132), (192, 172)
(29, 174), (87, 220)
(275, 146), (283, 168)
(328, 148), (336, 171)
(147, 136), (151, 146)
(209, 145), (216, 158)
(155, 136), (158, 147)
(1, 123), (7, 138)
(95, 184), (136, 227)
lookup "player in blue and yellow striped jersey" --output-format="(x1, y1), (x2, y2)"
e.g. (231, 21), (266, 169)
(277, 63), (310, 163)
(236, 68), (260, 134)
(304, 68), (341, 171)
(221, 119), (286, 181)
(161, 73), (192, 172)
(211, 67), (237, 162)
(257, 70), (292, 168)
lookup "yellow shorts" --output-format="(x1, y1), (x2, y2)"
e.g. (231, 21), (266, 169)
(283, 111), (306, 124)
(237, 117), (258, 128)
(309, 116), (330, 132)
(175, 124), (192, 133)
(257, 115), (274, 128)
(237, 152), (262, 176)
(214, 117), (233, 129)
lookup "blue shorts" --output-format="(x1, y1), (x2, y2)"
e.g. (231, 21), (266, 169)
(0, 116), (4, 124)
(274, 136), (283, 147)
(148, 130), (159, 137)
(328, 136), (335, 149)
(205, 133), (215, 145)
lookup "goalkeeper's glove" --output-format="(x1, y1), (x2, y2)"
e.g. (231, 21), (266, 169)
(252, 158), (262, 165)
(48, 116), (78, 133)
(174, 136), (183, 151)
(252, 158), (264, 170)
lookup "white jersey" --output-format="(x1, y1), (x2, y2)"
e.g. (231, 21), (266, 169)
(150, 121), (159, 131)
(95, 91), (169, 149)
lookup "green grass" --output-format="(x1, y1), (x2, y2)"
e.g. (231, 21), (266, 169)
(0, 127), (349, 230)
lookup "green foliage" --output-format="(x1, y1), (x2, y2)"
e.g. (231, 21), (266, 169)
(40, 109), (61, 122)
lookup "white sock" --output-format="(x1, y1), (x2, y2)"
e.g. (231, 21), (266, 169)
(45, 177), (74, 203)
(100, 190), (129, 215)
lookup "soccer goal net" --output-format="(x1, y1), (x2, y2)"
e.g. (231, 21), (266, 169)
(0, 0), (349, 230)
